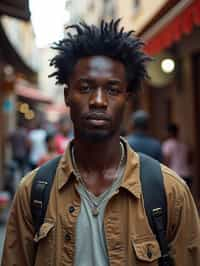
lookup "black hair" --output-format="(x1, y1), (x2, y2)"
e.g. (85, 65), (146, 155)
(167, 123), (179, 137)
(49, 19), (150, 92)
(58, 115), (71, 125)
(132, 110), (149, 130)
(45, 132), (55, 143)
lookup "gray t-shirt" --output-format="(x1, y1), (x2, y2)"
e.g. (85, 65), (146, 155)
(74, 166), (124, 266)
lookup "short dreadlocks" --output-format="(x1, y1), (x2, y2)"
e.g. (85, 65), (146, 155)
(49, 19), (150, 92)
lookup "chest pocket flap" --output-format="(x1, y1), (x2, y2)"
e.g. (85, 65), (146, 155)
(132, 238), (161, 262)
(34, 221), (55, 242)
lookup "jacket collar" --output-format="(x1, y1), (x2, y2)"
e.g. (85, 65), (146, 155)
(120, 140), (141, 199)
(58, 141), (75, 190)
(57, 138), (142, 199)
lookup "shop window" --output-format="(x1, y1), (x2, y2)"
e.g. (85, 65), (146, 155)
(133, 0), (140, 15)
(133, 0), (140, 8)
(103, 0), (116, 19)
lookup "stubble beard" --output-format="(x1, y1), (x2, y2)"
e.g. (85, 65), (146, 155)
(78, 128), (116, 143)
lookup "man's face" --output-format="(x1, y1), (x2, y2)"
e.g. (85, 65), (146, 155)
(65, 56), (129, 142)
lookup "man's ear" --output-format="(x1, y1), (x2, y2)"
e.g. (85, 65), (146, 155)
(64, 86), (70, 106)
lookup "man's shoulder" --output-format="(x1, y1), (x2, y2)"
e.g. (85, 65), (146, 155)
(18, 169), (38, 191)
(126, 134), (137, 142)
(161, 164), (189, 197)
(127, 133), (144, 146)
(145, 136), (161, 147)
(10, 169), (39, 212)
(128, 134), (160, 145)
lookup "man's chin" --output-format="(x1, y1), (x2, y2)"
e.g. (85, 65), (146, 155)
(79, 129), (114, 143)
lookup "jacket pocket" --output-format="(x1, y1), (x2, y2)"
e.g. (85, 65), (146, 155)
(33, 220), (55, 266)
(132, 237), (161, 265)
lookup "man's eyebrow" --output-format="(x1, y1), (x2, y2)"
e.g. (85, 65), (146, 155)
(107, 79), (122, 84)
(78, 77), (92, 82)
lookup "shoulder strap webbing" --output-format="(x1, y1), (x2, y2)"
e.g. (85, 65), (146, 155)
(30, 155), (61, 235)
(139, 153), (172, 266)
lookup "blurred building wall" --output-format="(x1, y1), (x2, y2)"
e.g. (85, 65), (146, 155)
(116, 0), (168, 32)
(65, 0), (116, 24)
(0, 13), (38, 189)
(66, 0), (103, 24)
(116, 0), (200, 206)
(2, 16), (39, 72)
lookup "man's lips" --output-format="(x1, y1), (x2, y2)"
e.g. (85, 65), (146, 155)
(84, 113), (111, 121)
(83, 113), (111, 126)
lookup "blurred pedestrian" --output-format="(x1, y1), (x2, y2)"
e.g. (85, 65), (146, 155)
(28, 118), (47, 169)
(8, 123), (29, 176)
(162, 123), (193, 188)
(37, 132), (58, 166)
(54, 115), (72, 154)
(127, 110), (163, 162)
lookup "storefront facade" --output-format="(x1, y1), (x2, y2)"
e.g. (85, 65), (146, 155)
(0, 0), (36, 189)
(138, 0), (200, 206)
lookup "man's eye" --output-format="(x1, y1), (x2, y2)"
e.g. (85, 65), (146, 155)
(80, 85), (90, 93)
(107, 86), (121, 95)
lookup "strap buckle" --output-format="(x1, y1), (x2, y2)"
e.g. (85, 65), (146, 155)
(152, 207), (163, 217)
(32, 200), (43, 208)
(32, 181), (48, 209)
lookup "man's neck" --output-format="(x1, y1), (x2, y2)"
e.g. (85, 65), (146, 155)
(73, 136), (122, 173)
(72, 136), (124, 195)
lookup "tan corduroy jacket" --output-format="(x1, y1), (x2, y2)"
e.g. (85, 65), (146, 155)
(1, 140), (200, 266)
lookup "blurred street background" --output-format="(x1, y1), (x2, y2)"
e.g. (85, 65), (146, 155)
(0, 0), (200, 257)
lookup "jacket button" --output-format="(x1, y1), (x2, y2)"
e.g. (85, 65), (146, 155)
(64, 232), (71, 241)
(69, 206), (75, 213)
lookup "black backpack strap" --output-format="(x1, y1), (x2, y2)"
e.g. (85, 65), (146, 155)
(30, 155), (61, 235)
(139, 153), (172, 266)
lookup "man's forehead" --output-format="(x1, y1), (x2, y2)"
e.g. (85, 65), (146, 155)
(72, 56), (126, 78)
(87, 56), (115, 69)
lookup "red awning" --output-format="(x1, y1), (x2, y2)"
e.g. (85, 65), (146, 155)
(143, 0), (200, 55)
(15, 86), (53, 104)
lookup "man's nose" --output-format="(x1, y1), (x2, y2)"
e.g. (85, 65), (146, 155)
(89, 87), (108, 109)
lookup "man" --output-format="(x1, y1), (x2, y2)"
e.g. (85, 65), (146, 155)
(37, 132), (57, 166)
(54, 115), (72, 154)
(162, 123), (193, 188)
(8, 122), (29, 177)
(2, 20), (200, 266)
(28, 118), (47, 170)
(127, 110), (163, 162)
